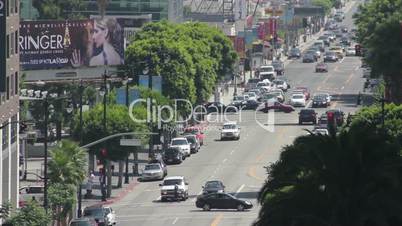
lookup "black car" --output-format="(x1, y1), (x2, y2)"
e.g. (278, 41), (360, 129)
(205, 102), (225, 113)
(244, 99), (261, 110)
(185, 135), (200, 153)
(324, 52), (338, 62)
(288, 48), (301, 59)
(340, 37), (351, 46)
(302, 53), (316, 63)
(195, 193), (253, 211)
(163, 147), (184, 164)
(272, 60), (285, 75)
(312, 96), (328, 107)
(318, 35), (330, 46)
(299, 109), (317, 124)
(83, 206), (109, 226)
(202, 180), (225, 194)
(326, 109), (345, 125)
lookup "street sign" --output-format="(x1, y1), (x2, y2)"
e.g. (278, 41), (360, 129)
(120, 139), (141, 146)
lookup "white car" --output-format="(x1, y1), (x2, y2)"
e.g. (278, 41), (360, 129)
(272, 79), (289, 91)
(170, 138), (191, 157)
(258, 65), (276, 80)
(345, 47), (356, 56)
(245, 92), (257, 101)
(104, 206), (117, 225)
(314, 128), (329, 135)
(159, 176), (189, 201)
(220, 122), (241, 140)
(268, 89), (285, 103)
(316, 93), (332, 103)
(141, 163), (166, 181)
(290, 94), (306, 107)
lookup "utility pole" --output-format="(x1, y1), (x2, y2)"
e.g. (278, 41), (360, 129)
(77, 80), (83, 217)
(43, 97), (49, 212)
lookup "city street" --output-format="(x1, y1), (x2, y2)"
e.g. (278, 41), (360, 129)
(108, 1), (366, 226)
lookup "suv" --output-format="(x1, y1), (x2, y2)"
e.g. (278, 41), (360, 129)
(83, 206), (116, 226)
(170, 138), (191, 157)
(163, 147), (184, 164)
(185, 134), (200, 153)
(220, 122), (241, 140)
(299, 109), (317, 125)
(159, 176), (189, 201)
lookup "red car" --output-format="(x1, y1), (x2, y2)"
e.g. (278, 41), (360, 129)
(295, 87), (310, 100)
(184, 127), (205, 145)
(260, 101), (295, 113)
(315, 62), (328, 72)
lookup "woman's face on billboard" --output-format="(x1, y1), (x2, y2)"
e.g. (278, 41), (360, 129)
(92, 22), (108, 48)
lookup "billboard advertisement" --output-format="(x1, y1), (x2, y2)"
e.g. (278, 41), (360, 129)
(0, 0), (6, 91)
(19, 19), (125, 70)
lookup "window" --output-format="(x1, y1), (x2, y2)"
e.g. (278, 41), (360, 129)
(6, 34), (10, 58)
(11, 115), (17, 144)
(10, 73), (14, 97)
(14, 72), (18, 95)
(14, 31), (18, 54)
(6, 77), (10, 100)
(2, 124), (9, 149)
(10, 32), (14, 55)
(10, 0), (14, 14)
(15, 0), (18, 13)
(6, 0), (10, 16)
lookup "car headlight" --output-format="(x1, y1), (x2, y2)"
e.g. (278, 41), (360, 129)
(245, 201), (251, 205)
(162, 190), (167, 194)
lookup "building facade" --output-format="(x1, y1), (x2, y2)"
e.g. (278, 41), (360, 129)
(0, 0), (20, 220)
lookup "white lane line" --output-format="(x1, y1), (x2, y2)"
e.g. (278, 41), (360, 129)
(230, 150), (235, 155)
(341, 86), (345, 90)
(235, 184), (245, 196)
(305, 100), (312, 108)
(339, 58), (345, 63)
(354, 66), (359, 71)
(222, 158), (227, 163)
(156, 196), (161, 201)
(172, 217), (179, 224)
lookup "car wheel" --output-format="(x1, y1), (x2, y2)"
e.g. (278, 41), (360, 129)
(237, 204), (245, 211)
(298, 121), (302, 125)
(182, 156), (186, 160)
(203, 204), (211, 211)
(161, 197), (167, 202)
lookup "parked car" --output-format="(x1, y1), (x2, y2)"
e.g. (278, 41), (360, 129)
(260, 101), (295, 113)
(195, 193), (253, 211)
(141, 163), (166, 181)
(202, 180), (225, 194)
(148, 158), (168, 175)
(315, 62), (328, 72)
(69, 218), (97, 226)
(185, 134), (200, 153)
(184, 127), (205, 145)
(220, 122), (241, 140)
(163, 147), (184, 164)
(170, 137), (191, 157)
(299, 109), (317, 125)
(83, 206), (116, 226)
(159, 176), (189, 201)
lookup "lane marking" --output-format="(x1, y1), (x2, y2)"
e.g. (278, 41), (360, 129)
(172, 217), (179, 224)
(247, 165), (265, 181)
(222, 158), (227, 163)
(210, 213), (224, 226)
(230, 150), (235, 155)
(354, 66), (359, 71)
(341, 86), (345, 90)
(345, 73), (354, 85)
(305, 100), (312, 108)
(339, 58), (345, 63)
(235, 184), (245, 196)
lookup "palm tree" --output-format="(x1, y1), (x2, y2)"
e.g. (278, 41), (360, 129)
(48, 139), (87, 186)
(253, 123), (402, 226)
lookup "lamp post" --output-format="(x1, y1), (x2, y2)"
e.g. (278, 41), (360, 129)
(77, 80), (84, 217)
(142, 66), (153, 159)
(99, 70), (109, 199)
(122, 77), (133, 184)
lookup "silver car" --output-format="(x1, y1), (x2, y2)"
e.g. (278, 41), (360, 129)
(141, 163), (165, 181)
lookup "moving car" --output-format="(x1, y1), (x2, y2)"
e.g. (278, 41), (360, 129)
(170, 138), (191, 157)
(244, 99), (261, 110)
(326, 109), (345, 125)
(324, 51), (338, 62)
(295, 87), (310, 100)
(245, 78), (261, 91)
(317, 114), (329, 129)
(312, 95), (329, 108)
(340, 36), (351, 46)
(231, 95), (247, 109)
(69, 218), (97, 226)
(83, 206), (117, 226)
(257, 65), (276, 80)
(260, 101), (295, 113)
(268, 89), (285, 103)
(288, 47), (301, 59)
(318, 35), (330, 46)
(141, 163), (166, 181)
(299, 109), (317, 125)
(302, 53), (316, 63)
(329, 46), (344, 59)
(202, 180), (225, 194)
(163, 147), (184, 164)
(160, 176), (189, 201)
(185, 134), (200, 153)
(315, 62), (328, 72)
(220, 122), (241, 140)
(196, 193), (253, 211)
(345, 47), (356, 56)
(290, 94), (307, 107)
(184, 127), (205, 145)
(272, 60), (285, 75)
(314, 128), (329, 135)
(272, 79), (289, 92)
(205, 102), (225, 113)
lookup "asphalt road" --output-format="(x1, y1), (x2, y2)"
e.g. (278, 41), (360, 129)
(109, 1), (365, 226)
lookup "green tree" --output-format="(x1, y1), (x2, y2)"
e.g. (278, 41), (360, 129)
(312, 0), (332, 14)
(254, 123), (402, 226)
(0, 202), (11, 222)
(48, 183), (76, 226)
(9, 200), (52, 226)
(33, 0), (85, 19)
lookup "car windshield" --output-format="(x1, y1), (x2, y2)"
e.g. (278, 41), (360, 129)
(145, 164), (161, 170)
(70, 221), (92, 226)
(247, 93), (256, 97)
(260, 67), (273, 72)
(83, 208), (104, 217)
(165, 148), (179, 156)
(185, 136), (196, 143)
(223, 124), (236, 129)
(326, 52), (336, 56)
(205, 181), (221, 188)
(313, 96), (325, 101)
(272, 61), (282, 68)
(293, 95), (304, 99)
(171, 139), (187, 145)
(248, 78), (260, 83)
(163, 179), (182, 186)
(301, 110), (315, 114)
(233, 96), (245, 101)
(257, 83), (269, 87)
(185, 128), (199, 134)
(290, 48), (300, 53)
(273, 80), (284, 85)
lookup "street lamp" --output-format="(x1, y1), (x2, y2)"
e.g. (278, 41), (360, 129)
(122, 77), (133, 184)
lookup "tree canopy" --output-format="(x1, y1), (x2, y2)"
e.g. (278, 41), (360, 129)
(254, 122), (402, 226)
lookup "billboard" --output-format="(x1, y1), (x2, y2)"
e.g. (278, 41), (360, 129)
(0, 0), (6, 91)
(19, 19), (125, 70)
(139, 75), (162, 92)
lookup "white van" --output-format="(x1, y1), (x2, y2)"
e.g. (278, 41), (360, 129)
(313, 40), (325, 52)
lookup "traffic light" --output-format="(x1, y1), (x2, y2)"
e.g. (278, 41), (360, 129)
(100, 148), (108, 158)
(327, 112), (335, 125)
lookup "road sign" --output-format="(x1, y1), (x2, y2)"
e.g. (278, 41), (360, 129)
(120, 139), (141, 146)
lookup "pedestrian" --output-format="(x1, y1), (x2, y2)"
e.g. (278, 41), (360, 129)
(174, 183), (179, 201)
(85, 171), (95, 198)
